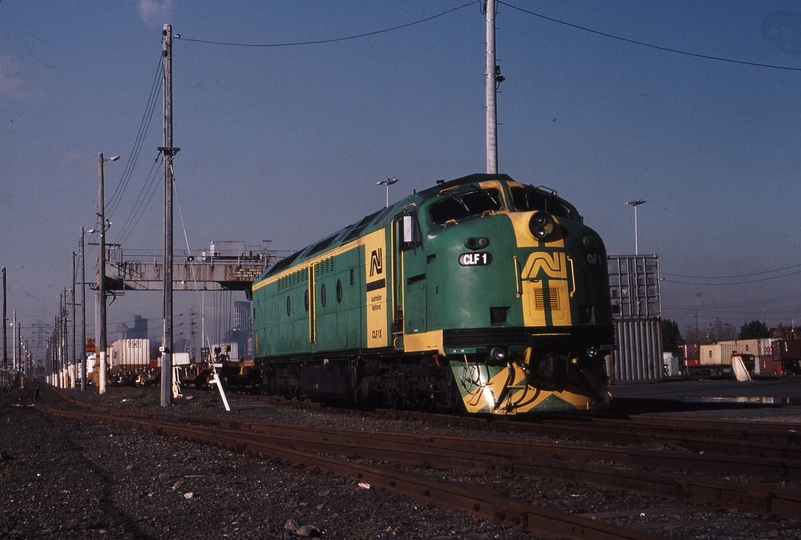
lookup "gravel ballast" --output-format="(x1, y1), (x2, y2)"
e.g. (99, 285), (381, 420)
(4, 384), (801, 539)
(0, 386), (530, 539)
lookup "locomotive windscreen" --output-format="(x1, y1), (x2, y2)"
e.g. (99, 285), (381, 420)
(430, 188), (504, 225)
(510, 186), (580, 222)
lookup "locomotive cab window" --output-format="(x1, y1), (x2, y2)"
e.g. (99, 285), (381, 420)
(397, 214), (422, 251)
(510, 186), (580, 222)
(430, 188), (504, 225)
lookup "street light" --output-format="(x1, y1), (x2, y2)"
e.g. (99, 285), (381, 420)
(377, 178), (398, 208)
(97, 153), (118, 395)
(625, 200), (646, 255)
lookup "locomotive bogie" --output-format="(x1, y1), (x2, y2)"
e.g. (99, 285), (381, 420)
(251, 174), (615, 414)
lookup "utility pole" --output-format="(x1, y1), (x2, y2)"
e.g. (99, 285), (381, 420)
(97, 154), (108, 394)
(80, 227), (87, 390)
(62, 289), (68, 387)
(484, 0), (503, 174)
(3, 267), (6, 368)
(11, 310), (16, 371)
(53, 315), (58, 385)
(71, 252), (77, 388)
(59, 291), (64, 387)
(160, 24), (180, 407)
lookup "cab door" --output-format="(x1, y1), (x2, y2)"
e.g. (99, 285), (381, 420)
(396, 214), (426, 334)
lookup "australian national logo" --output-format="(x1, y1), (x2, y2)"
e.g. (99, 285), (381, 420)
(370, 248), (383, 277)
(366, 248), (386, 292)
(522, 251), (567, 280)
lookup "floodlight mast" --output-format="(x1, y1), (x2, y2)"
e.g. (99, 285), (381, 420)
(625, 200), (646, 255)
(377, 178), (398, 208)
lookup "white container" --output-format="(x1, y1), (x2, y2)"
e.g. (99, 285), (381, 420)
(110, 338), (150, 370)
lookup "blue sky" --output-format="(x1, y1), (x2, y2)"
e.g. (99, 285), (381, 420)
(3, 0), (801, 353)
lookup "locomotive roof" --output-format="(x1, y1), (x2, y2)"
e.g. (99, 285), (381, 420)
(260, 173), (555, 278)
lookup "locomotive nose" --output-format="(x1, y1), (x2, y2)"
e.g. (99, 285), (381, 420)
(529, 212), (555, 241)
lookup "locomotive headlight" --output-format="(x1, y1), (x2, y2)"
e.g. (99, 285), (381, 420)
(490, 347), (507, 363)
(529, 212), (555, 241)
(585, 346), (599, 359)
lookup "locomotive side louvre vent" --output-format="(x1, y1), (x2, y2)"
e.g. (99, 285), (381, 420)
(315, 257), (335, 277)
(278, 267), (309, 291)
(534, 287), (560, 311)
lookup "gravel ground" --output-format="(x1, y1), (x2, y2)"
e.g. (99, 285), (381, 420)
(0, 385), (533, 540)
(3, 383), (801, 539)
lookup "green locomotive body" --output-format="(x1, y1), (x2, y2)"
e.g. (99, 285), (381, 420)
(252, 174), (614, 413)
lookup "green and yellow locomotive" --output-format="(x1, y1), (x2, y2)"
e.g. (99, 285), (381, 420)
(252, 173), (614, 414)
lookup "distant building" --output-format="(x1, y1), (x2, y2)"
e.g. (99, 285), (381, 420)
(114, 315), (148, 341)
(232, 300), (252, 359)
(129, 315), (148, 339)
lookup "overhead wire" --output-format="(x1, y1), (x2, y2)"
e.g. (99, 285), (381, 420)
(107, 57), (164, 218)
(662, 267), (801, 286)
(498, 1), (801, 72)
(173, 170), (213, 350)
(175, 2), (474, 47)
(662, 262), (801, 280)
(114, 154), (163, 247)
(103, 5), (801, 334)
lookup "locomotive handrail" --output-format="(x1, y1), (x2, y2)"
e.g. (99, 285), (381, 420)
(512, 255), (522, 298)
(567, 256), (576, 297)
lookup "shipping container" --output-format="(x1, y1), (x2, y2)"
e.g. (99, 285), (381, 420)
(713, 339), (764, 356)
(663, 353), (679, 376)
(700, 343), (736, 366)
(610, 318), (663, 383)
(682, 343), (700, 361)
(759, 338), (776, 357)
(86, 354), (96, 375)
(173, 352), (190, 366)
(772, 339), (801, 374)
(110, 338), (150, 372)
(772, 339), (801, 361)
(209, 241), (247, 258)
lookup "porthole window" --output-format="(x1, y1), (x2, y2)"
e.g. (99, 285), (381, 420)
(286, 296), (291, 317)
(336, 279), (343, 304)
(304, 289), (309, 312)
(320, 283), (327, 308)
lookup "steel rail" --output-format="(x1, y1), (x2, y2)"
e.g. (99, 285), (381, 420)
(37, 387), (801, 520)
(46, 387), (801, 483)
(492, 418), (801, 461)
(30, 389), (664, 540)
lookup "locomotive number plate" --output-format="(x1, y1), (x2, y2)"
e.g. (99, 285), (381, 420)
(459, 252), (493, 266)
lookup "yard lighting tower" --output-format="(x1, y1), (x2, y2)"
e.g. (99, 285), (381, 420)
(625, 199), (646, 255)
(97, 153), (119, 394)
(377, 178), (398, 208)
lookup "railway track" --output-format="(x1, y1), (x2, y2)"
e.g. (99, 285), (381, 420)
(33, 386), (801, 539)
